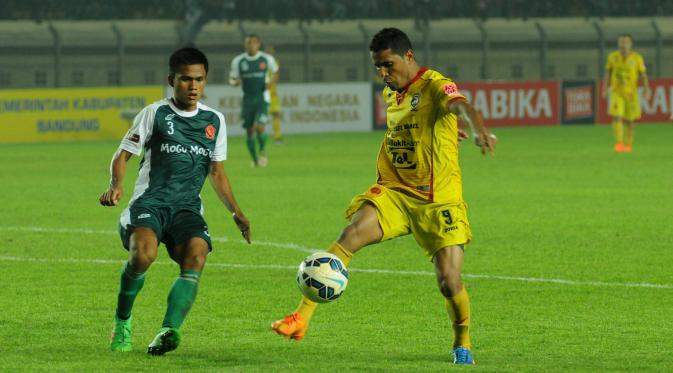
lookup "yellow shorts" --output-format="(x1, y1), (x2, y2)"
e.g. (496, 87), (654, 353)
(345, 184), (472, 258)
(269, 94), (281, 113)
(608, 92), (641, 121)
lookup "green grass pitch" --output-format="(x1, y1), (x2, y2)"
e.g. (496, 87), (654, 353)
(1, 123), (673, 372)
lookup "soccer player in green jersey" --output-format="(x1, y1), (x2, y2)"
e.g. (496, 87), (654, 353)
(230, 34), (279, 167)
(100, 47), (251, 355)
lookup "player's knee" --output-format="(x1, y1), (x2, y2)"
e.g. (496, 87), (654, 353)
(182, 253), (207, 271)
(438, 274), (462, 299)
(130, 248), (157, 270)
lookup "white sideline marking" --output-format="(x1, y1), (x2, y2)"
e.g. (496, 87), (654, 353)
(0, 226), (316, 253)
(1, 226), (672, 290)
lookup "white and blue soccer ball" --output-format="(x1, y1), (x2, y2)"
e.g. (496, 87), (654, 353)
(296, 252), (349, 303)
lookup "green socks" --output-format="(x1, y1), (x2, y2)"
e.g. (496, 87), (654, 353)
(116, 262), (146, 320)
(162, 270), (201, 329)
(246, 136), (257, 162)
(257, 132), (268, 153)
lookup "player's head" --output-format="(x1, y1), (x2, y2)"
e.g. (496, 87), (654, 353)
(369, 28), (418, 91)
(618, 33), (633, 52)
(168, 47), (208, 111)
(245, 34), (261, 55)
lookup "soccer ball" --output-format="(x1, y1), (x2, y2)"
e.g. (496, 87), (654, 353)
(296, 252), (349, 303)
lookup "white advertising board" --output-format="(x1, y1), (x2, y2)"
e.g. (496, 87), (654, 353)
(166, 82), (372, 136)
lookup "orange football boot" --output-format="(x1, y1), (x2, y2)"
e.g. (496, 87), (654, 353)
(271, 313), (307, 341)
(623, 144), (632, 152)
(613, 143), (625, 153)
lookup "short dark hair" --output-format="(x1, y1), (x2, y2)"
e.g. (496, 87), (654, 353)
(246, 33), (261, 41)
(619, 33), (633, 41)
(169, 47), (209, 77)
(369, 28), (413, 56)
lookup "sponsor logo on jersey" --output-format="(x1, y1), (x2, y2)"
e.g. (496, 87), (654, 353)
(160, 143), (213, 158)
(165, 113), (175, 121)
(205, 124), (216, 139)
(127, 133), (140, 143)
(410, 93), (421, 111)
(138, 213), (151, 219)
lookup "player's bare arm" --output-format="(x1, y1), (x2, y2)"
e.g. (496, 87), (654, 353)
(640, 70), (652, 100)
(99, 149), (133, 206)
(208, 161), (251, 243)
(448, 99), (495, 155)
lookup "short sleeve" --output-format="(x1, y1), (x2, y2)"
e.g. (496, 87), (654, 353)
(229, 57), (240, 80)
(637, 54), (646, 73)
(267, 55), (279, 73)
(119, 106), (155, 155)
(431, 79), (465, 111)
(605, 54), (613, 70)
(211, 112), (228, 162)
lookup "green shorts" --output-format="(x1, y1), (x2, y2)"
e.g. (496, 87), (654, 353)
(241, 100), (269, 128)
(119, 204), (213, 253)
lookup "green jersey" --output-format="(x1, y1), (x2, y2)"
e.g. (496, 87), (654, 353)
(230, 51), (278, 104)
(118, 98), (228, 212)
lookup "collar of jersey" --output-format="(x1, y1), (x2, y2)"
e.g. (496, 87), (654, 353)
(243, 52), (262, 61)
(168, 97), (199, 118)
(397, 67), (428, 94)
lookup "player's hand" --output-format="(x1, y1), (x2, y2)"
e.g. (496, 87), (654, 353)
(457, 129), (469, 142)
(99, 187), (123, 206)
(233, 211), (251, 244)
(475, 131), (496, 155)
(645, 86), (652, 101)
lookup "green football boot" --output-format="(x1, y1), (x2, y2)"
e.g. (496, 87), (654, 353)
(110, 316), (133, 352)
(147, 327), (182, 356)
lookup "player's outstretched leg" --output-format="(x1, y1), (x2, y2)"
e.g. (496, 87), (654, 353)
(272, 203), (382, 341)
(433, 245), (475, 365)
(110, 228), (156, 352)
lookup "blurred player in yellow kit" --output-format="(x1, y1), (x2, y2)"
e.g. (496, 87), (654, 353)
(271, 28), (495, 365)
(264, 45), (283, 144)
(602, 33), (651, 153)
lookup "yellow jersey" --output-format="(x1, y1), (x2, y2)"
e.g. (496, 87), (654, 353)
(605, 51), (646, 97)
(376, 68), (465, 204)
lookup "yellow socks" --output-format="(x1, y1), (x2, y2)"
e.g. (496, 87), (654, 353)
(624, 123), (634, 146)
(445, 287), (471, 348)
(294, 242), (353, 322)
(272, 115), (282, 141)
(612, 120), (624, 144)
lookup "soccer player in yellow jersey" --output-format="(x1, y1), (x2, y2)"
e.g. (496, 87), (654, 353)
(602, 33), (651, 153)
(272, 28), (495, 365)
(264, 45), (283, 144)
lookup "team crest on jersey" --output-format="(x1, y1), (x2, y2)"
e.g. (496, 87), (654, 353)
(205, 124), (216, 139)
(410, 93), (421, 111)
(259, 62), (267, 70)
(241, 61), (249, 72)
